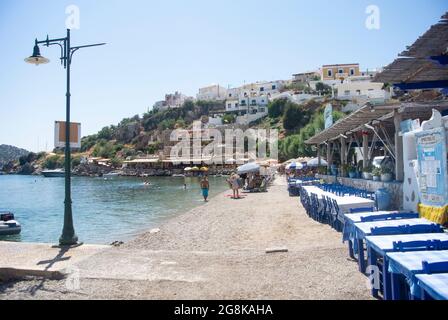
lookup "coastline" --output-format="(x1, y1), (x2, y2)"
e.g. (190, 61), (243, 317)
(0, 177), (372, 299)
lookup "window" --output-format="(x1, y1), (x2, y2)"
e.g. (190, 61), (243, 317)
(338, 68), (344, 74)
(350, 68), (355, 76)
(259, 107), (265, 113)
(251, 100), (257, 106)
(344, 90), (350, 96)
(228, 103), (231, 108)
(229, 93), (232, 97)
(272, 85), (276, 90)
(327, 69), (333, 77)
(260, 87), (264, 92)
(356, 90), (361, 95)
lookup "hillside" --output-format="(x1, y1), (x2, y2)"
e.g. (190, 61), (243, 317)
(80, 97), (347, 163)
(0, 144), (29, 168)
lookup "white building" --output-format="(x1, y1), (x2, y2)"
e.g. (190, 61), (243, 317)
(197, 84), (228, 101)
(153, 91), (192, 112)
(336, 79), (391, 107)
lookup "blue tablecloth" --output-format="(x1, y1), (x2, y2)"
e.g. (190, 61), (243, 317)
(416, 273), (448, 300)
(387, 250), (448, 297)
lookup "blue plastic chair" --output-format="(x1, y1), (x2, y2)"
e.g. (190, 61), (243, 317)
(350, 207), (375, 214)
(407, 224), (443, 234)
(392, 240), (440, 252)
(422, 261), (448, 274)
(360, 212), (419, 222)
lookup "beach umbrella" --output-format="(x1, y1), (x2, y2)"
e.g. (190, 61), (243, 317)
(286, 162), (304, 170)
(307, 158), (328, 167)
(191, 166), (200, 171)
(237, 162), (260, 174)
(184, 167), (193, 172)
(200, 167), (209, 171)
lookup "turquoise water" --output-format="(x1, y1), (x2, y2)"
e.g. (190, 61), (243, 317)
(0, 175), (228, 244)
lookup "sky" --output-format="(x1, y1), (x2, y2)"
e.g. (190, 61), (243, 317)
(0, 0), (447, 152)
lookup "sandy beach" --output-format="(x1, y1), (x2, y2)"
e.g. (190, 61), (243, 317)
(0, 177), (372, 300)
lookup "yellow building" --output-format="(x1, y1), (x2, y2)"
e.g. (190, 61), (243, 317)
(321, 63), (360, 81)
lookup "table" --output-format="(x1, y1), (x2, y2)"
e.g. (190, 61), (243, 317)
(387, 250), (448, 300)
(343, 211), (419, 259)
(302, 186), (375, 215)
(365, 233), (448, 299)
(352, 218), (441, 273)
(416, 273), (448, 300)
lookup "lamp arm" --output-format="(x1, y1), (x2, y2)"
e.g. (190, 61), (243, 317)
(69, 43), (106, 64)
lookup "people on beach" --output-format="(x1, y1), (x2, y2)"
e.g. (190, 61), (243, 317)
(200, 176), (210, 202)
(228, 172), (241, 199)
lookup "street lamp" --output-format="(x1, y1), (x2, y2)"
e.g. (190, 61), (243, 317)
(25, 29), (105, 246)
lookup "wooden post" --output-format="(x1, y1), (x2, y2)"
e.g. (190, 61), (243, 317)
(394, 110), (404, 182)
(363, 132), (369, 169)
(317, 145), (321, 167)
(340, 136), (346, 176)
(326, 141), (331, 173)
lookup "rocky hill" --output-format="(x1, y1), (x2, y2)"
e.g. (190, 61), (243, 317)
(0, 144), (29, 168)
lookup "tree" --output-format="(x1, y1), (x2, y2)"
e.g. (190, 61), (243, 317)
(315, 82), (332, 95)
(222, 113), (236, 124)
(282, 102), (306, 131)
(268, 98), (288, 118)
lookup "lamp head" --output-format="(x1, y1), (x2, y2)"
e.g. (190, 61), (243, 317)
(25, 43), (50, 66)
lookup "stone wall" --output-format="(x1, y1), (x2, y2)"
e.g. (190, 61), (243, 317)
(317, 174), (404, 210)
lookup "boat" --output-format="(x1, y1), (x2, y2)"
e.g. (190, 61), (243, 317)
(172, 174), (185, 178)
(0, 212), (21, 236)
(103, 171), (121, 179)
(42, 169), (65, 178)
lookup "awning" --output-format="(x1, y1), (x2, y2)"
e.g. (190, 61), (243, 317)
(305, 101), (448, 145)
(305, 104), (400, 145)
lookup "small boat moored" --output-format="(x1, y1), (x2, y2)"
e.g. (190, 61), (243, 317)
(42, 169), (65, 178)
(103, 171), (122, 179)
(0, 212), (21, 236)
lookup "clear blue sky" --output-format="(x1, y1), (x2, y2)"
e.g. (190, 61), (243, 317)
(0, 0), (447, 152)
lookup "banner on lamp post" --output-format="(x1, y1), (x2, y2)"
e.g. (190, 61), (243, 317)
(54, 121), (81, 150)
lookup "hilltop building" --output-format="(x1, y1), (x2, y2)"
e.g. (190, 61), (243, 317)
(153, 91), (193, 112)
(197, 84), (228, 101)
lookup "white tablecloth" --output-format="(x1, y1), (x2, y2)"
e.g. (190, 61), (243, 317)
(302, 186), (375, 214)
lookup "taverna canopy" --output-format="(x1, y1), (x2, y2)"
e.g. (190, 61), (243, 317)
(307, 158), (328, 167)
(237, 162), (260, 174)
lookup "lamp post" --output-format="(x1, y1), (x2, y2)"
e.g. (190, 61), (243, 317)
(25, 29), (105, 246)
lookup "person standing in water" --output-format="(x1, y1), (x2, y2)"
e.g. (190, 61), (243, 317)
(200, 176), (210, 202)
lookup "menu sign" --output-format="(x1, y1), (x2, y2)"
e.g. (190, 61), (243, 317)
(415, 127), (448, 207)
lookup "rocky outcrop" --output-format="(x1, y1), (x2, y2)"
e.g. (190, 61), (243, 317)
(73, 163), (113, 177)
(0, 145), (29, 169)
(115, 122), (142, 144)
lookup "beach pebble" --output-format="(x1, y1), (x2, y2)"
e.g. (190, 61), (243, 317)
(150, 228), (161, 234)
(265, 247), (288, 254)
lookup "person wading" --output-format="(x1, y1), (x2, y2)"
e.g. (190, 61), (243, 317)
(200, 176), (210, 202)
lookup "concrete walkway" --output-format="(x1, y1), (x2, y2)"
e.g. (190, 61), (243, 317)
(0, 242), (109, 280)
